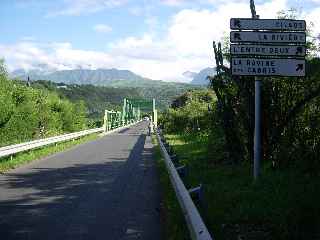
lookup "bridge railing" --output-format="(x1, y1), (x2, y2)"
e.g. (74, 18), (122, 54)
(0, 121), (140, 159)
(155, 128), (214, 240)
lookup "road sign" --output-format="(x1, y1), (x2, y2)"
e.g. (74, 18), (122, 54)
(230, 44), (306, 57)
(230, 31), (306, 44)
(230, 18), (306, 31)
(231, 57), (305, 76)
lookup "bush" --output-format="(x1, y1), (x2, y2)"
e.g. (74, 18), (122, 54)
(0, 62), (89, 147)
(159, 89), (215, 134)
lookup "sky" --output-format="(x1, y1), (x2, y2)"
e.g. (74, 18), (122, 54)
(1, 0), (320, 82)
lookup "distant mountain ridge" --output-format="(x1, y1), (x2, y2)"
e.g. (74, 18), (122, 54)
(190, 67), (216, 86)
(12, 66), (215, 87)
(11, 67), (201, 114)
(12, 68), (148, 87)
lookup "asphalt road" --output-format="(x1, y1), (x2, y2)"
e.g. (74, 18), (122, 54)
(0, 121), (162, 240)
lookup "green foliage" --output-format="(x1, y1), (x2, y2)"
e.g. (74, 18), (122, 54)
(207, 10), (320, 166)
(0, 63), (88, 147)
(207, 55), (320, 167)
(159, 89), (215, 134)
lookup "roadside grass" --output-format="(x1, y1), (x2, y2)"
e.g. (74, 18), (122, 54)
(0, 133), (99, 173)
(157, 133), (320, 240)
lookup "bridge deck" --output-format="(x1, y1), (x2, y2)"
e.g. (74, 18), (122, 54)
(0, 121), (162, 240)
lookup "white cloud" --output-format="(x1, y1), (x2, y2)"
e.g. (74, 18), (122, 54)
(305, 7), (320, 36)
(4, 0), (319, 82)
(93, 24), (113, 33)
(129, 6), (144, 16)
(145, 16), (159, 28)
(108, 0), (289, 80)
(161, 0), (187, 6)
(0, 41), (115, 72)
(20, 36), (36, 42)
(160, 0), (248, 7)
(109, 34), (176, 61)
(47, 0), (127, 17)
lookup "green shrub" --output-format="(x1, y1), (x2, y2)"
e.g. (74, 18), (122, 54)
(0, 62), (89, 147)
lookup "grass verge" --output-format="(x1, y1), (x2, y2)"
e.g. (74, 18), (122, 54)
(159, 133), (320, 240)
(0, 133), (100, 173)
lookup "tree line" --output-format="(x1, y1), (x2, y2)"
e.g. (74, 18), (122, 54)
(159, 11), (320, 172)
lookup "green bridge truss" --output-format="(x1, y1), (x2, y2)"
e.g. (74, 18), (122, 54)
(103, 98), (157, 132)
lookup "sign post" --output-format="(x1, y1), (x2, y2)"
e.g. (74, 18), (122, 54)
(230, 0), (306, 180)
(254, 75), (261, 180)
(231, 58), (305, 76)
(253, 13), (262, 181)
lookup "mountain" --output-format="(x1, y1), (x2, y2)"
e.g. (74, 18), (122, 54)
(11, 68), (147, 86)
(190, 67), (216, 86)
(11, 67), (202, 117)
(11, 67), (199, 89)
(182, 71), (197, 79)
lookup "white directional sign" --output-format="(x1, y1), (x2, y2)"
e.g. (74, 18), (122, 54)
(231, 58), (305, 76)
(230, 18), (306, 31)
(230, 31), (306, 44)
(230, 44), (306, 57)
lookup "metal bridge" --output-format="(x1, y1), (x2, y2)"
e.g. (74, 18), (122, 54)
(103, 98), (157, 131)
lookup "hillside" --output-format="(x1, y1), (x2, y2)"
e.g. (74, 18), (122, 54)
(11, 67), (195, 89)
(12, 68), (146, 86)
(31, 80), (199, 120)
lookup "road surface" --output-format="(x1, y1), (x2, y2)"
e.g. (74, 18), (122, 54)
(0, 121), (162, 240)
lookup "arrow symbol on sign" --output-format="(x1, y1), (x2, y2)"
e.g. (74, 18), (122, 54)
(296, 64), (304, 72)
(234, 19), (241, 28)
(296, 46), (303, 54)
(234, 32), (242, 41)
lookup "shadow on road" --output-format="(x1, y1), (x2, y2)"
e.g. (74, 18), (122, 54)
(0, 133), (160, 240)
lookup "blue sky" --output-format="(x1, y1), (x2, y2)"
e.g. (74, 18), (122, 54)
(1, 0), (319, 81)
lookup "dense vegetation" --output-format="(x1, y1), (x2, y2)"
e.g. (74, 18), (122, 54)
(160, 89), (215, 133)
(158, 29), (320, 238)
(31, 80), (141, 120)
(29, 80), (199, 121)
(0, 62), (88, 147)
(207, 55), (320, 169)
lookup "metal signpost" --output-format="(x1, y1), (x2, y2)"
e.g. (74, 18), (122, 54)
(230, 18), (306, 31)
(230, 31), (306, 43)
(230, 44), (306, 57)
(231, 58), (305, 76)
(230, 0), (306, 180)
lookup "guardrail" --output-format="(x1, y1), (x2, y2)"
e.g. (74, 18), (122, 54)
(0, 121), (141, 159)
(155, 129), (214, 240)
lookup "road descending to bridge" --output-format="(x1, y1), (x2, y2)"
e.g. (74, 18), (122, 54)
(0, 121), (162, 240)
